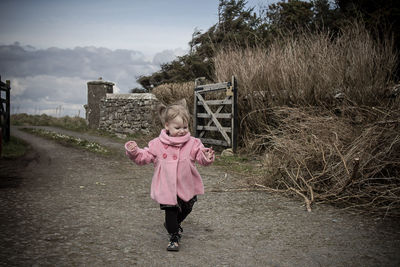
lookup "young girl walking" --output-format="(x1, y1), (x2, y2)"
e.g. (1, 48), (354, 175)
(125, 99), (215, 251)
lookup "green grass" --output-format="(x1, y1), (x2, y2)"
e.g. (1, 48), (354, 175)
(214, 154), (264, 177)
(21, 128), (110, 155)
(213, 154), (280, 188)
(1, 136), (29, 158)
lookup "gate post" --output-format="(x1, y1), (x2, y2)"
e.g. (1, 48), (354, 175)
(193, 78), (199, 137)
(5, 80), (10, 142)
(0, 77), (11, 144)
(231, 76), (238, 153)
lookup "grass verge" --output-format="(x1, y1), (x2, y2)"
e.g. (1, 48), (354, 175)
(21, 128), (110, 155)
(1, 136), (29, 159)
(213, 154), (273, 185)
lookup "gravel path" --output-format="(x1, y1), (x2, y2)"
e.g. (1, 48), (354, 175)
(1, 126), (399, 266)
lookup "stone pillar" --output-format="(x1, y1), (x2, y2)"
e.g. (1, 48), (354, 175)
(86, 77), (114, 129)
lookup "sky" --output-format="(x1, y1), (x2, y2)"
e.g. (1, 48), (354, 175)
(0, 0), (275, 117)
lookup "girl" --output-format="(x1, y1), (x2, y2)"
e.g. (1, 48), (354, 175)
(125, 99), (214, 251)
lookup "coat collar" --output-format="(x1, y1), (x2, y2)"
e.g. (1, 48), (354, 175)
(159, 129), (190, 147)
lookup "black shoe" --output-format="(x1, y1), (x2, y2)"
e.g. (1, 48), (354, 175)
(167, 233), (181, 251)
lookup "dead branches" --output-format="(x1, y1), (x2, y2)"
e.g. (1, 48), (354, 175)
(261, 106), (400, 217)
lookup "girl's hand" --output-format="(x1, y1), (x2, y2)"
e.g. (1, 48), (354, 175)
(125, 141), (138, 152)
(203, 147), (215, 161)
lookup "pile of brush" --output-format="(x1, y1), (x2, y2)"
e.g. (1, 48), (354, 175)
(256, 106), (400, 216)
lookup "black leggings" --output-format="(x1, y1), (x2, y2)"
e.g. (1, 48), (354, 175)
(164, 201), (195, 234)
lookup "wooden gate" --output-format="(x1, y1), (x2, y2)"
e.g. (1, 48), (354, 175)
(0, 77), (11, 143)
(193, 76), (238, 152)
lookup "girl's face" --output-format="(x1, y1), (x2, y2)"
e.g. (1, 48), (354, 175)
(165, 116), (189, 137)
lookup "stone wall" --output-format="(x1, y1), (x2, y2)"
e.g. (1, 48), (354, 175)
(99, 93), (159, 135)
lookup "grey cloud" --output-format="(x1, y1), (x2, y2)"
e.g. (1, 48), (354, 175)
(13, 75), (86, 104)
(0, 43), (159, 91)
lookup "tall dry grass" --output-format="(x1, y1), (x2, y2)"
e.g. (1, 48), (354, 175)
(215, 23), (397, 107)
(152, 82), (195, 114)
(214, 23), (398, 152)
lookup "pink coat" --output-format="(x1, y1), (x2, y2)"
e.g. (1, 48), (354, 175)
(125, 129), (214, 205)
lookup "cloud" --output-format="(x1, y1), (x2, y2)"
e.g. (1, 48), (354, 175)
(0, 43), (184, 117)
(0, 44), (158, 88)
(152, 48), (187, 66)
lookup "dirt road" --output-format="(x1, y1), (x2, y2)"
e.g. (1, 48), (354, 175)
(1, 126), (399, 266)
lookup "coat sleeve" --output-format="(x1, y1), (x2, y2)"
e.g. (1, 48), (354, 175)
(125, 140), (156, 165)
(192, 138), (214, 166)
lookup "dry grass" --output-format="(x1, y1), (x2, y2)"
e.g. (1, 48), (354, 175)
(151, 82), (196, 133)
(152, 82), (195, 114)
(214, 23), (398, 150)
(214, 23), (397, 107)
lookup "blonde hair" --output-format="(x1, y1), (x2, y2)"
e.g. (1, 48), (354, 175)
(158, 99), (190, 126)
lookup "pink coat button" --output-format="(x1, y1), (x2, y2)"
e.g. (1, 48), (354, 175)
(163, 153), (167, 159)
(173, 155), (177, 160)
